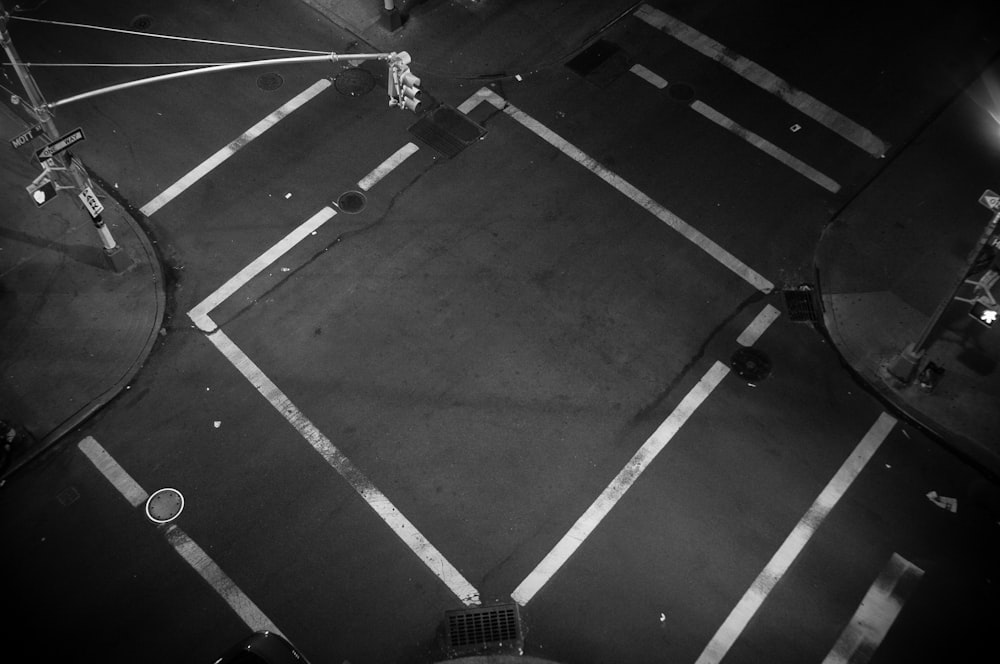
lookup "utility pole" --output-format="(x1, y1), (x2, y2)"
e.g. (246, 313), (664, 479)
(0, 1), (129, 272)
(382, 0), (403, 32)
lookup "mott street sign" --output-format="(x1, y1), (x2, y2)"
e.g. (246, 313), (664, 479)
(979, 189), (1000, 211)
(10, 124), (44, 149)
(34, 127), (85, 161)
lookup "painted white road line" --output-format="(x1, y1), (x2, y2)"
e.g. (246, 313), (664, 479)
(163, 524), (281, 634)
(511, 360), (731, 606)
(78, 435), (149, 507)
(823, 553), (924, 664)
(140, 78), (332, 217)
(203, 327), (481, 606)
(358, 142), (420, 190)
(690, 101), (841, 193)
(629, 63), (669, 89)
(627, 61), (841, 193)
(736, 304), (781, 347)
(188, 206), (337, 332)
(469, 88), (774, 293)
(77, 436), (280, 634)
(634, 4), (888, 157)
(510, 301), (782, 606)
(695, 411), (897, 664)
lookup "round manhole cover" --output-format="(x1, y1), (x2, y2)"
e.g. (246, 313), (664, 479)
(145, 487), (185, 524)
(730, 347), (772, 382)
(668, 82), (695, 102)
(129, 14), (153, 31)
(257, 72), (284, 91)
(335, 67), (376, 97)
(337, 190), (366, 213)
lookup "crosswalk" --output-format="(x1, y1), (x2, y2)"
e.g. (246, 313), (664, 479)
(121, 5), (925, 660)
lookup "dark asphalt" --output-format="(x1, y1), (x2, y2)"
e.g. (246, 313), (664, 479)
(3, 0), (999, 485)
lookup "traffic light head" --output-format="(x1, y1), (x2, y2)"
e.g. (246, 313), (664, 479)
(388, 51), (422, 112)
(26, 175), (58, 206)
(969, 298), (997, 327)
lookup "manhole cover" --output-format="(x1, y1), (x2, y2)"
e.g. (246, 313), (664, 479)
(129, 14), (153, 31)
(337, 190), (366, 213)
(668, 82), (695, 101)
(145, 487), (184, 523)
(334, 67), (376, 96)
(257, 72), (284, 91)
(730, 347), (772, 382)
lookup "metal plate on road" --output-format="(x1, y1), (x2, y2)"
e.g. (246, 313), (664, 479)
(979, 189), (1000, 210)
(34, 127), (85, 161)
(10, 124), (44, 149)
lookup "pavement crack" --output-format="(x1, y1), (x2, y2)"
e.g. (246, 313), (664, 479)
(214, 160), (445, 329)
(628, 290), (766, 428)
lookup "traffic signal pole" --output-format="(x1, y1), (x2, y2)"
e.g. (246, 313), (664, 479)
(2, 3), (417, 272)
(1, 1), (129, 272)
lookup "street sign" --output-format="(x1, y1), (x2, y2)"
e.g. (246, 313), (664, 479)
(10, 124), (44, 149)
(34, 127), (85, 161)
(979, 189), (1000, 211)
(78, 185), (104, 218)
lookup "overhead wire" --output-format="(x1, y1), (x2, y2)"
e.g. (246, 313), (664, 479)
(5, 61), (313, 68)
(8, 15), (332, 55)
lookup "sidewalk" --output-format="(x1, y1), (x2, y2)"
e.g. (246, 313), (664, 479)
(0, 102), (165, 478)
(816, 60), (1000, 478)
(299, 0), (638, 80)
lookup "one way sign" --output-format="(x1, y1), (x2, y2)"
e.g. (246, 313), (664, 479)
(34, 127), (85, 161)
(979, 189), (1000, 211)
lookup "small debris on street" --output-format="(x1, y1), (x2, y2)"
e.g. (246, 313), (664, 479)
(926, 490), (958, 513)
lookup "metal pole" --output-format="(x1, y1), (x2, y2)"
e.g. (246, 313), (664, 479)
(47, 52), (389, 109)
(0, 2), (127, 271)
(382, 0), (403, 31)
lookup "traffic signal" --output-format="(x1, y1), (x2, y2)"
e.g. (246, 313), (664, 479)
(26, 174), (58, 206)
(388, 51), (421, 112)
(969, 297), (997, 327)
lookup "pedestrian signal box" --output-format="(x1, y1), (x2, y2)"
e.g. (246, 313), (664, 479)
(969, 299), (997, 327)
(26, 175), (58, 206)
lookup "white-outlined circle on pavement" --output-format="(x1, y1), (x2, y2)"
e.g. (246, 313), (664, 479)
(145, 487), (185, 523)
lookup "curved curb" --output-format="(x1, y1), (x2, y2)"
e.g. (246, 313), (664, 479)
(817, 287), (1000, 482)
(1, 177), (167, 481)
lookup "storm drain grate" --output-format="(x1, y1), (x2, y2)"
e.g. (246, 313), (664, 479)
(408, 104), (487, 158)
(445, 604), (522, 657)
(566, 39), (631, 88)
(784, 286), (819, 322)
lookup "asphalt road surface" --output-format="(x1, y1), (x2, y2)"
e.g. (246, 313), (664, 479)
(3, 1), (1000, 663)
